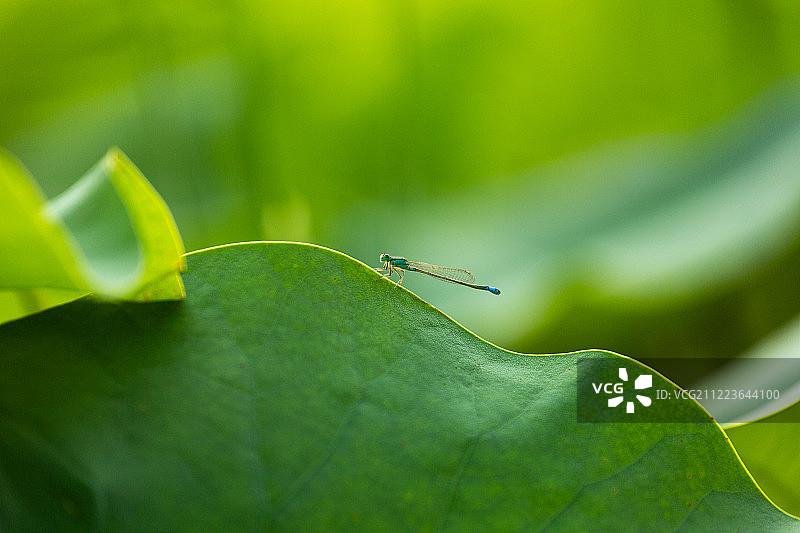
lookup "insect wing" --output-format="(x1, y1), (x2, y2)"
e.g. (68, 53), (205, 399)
(405, 261), (476, 283)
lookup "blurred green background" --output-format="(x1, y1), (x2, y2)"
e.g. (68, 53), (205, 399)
(2, 1), (800, 380)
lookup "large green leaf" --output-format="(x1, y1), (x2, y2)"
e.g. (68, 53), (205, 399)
(0, 147), (185, 324)
(0, 242), (795, 530)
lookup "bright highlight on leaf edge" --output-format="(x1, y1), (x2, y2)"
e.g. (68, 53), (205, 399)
(377, 253), (501, 295)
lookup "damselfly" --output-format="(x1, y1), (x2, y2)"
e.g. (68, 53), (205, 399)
(377, 253), (500, 295)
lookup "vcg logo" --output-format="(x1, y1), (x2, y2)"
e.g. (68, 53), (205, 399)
(592, 368), (653, 414)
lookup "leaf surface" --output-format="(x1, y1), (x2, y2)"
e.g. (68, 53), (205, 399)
(0, 242), (794, 531)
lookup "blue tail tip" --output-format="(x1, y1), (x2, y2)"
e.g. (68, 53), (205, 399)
(488, 287), (501, 295)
